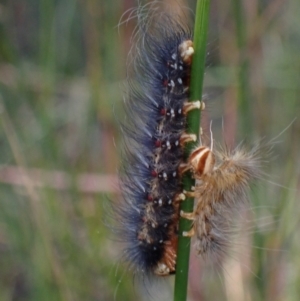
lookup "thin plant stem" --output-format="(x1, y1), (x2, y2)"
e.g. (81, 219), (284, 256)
(173, 1), (211, 301)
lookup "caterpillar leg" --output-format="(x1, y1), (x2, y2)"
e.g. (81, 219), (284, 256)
(175, 193), (186, 202)
(180, 210), (195, 220)
(179, 40), (194, 64)
(180, 211), (196, 237)
(180, 133), (197, 146)
(174, 189), (195, 203)
(183, 100), (202, 114)
(179, 101), (204, 146)
(178, 162), (190, 175)
(183, 190), (195, 198)
(183, 100), (205, 116)
(182, 228), (195, 237)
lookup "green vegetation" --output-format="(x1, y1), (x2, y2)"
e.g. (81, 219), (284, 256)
(0, 0), (299, 300)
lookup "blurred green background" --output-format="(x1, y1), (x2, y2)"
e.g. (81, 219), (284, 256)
(0, 0), (299, 300)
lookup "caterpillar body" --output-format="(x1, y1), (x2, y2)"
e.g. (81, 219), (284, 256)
(117, 12), (198, 277)
(181, 142), (262, 259)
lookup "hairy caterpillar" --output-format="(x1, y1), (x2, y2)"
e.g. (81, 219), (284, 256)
(180, 136), (262, 259)
(116, 8), (201, 277)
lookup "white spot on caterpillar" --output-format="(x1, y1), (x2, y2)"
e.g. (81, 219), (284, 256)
(158, 198), (163, 206)
(177, 78), (183, 84)
(172, 53), (177, 60)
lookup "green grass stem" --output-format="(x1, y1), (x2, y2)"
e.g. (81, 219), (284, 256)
(173, 1), (211, 300)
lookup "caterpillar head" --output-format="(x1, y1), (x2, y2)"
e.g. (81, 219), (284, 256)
(188, 146), (215, 177)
